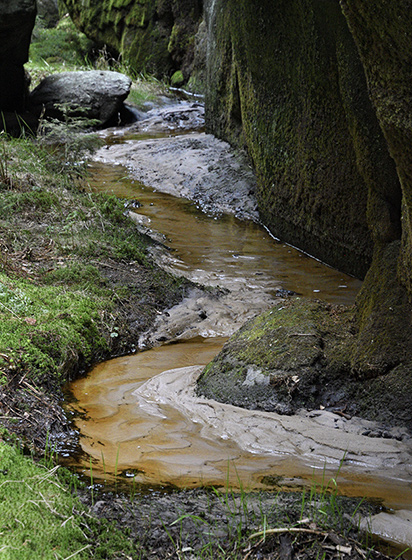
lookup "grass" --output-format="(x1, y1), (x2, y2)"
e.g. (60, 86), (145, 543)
(0, 434), (391, 560)
(0, 436), (138, 560)
(0, 131), (189, 394)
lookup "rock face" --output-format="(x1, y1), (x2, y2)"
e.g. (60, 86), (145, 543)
(28, 70), (132, 127)
(36, 0), (59, 28)
(62, 0), (203, 82)
(0, 0), (36, 113)
(199, 0), (412, 423)
(339, 2), (412, 369)
(204, 0), (401, 279)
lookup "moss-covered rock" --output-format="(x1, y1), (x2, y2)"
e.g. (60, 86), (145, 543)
(197, 298), (356, 413)
(201, 0), (412, 416)
(62, 0), (203, 82)
(339, 1), (412, 352)
(204, 0), (401, 279)
(197, 296), (412, 428)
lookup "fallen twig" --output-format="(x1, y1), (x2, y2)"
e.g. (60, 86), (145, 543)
(249, 527), (327, 540)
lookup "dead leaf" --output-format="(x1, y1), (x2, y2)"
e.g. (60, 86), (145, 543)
(24, 317), (37, 325)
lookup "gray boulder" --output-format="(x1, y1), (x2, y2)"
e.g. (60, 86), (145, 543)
(28, 70), (132, 127)
(0, 0), (37, 113)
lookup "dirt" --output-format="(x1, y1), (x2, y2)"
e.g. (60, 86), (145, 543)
(95, 101), (259, 222)
(0, 97), (409, 558)
(77, 485), (390, 560)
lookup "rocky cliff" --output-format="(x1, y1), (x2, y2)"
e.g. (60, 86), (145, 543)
(198, 0), (412, 425)
(0, 0), (36, 115)
(62, 0), (203, 83)
(205, 0), (401, 279)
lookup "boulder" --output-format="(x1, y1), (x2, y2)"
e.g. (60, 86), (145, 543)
(0, 0), (37, 113)
(62, 0), (203, 84)
(28, 70), (132, 127)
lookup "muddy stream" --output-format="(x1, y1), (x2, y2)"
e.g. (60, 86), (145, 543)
(63, 102), (412, 533)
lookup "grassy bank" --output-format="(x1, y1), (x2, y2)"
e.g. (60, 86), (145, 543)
(0, 428), (387, 560)
(0, 126), (191, 448)
(0, 434), (136, 560)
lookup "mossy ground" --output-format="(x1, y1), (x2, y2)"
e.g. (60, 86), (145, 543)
(0, 129), (191, 451)
(0, 435), (135, 559)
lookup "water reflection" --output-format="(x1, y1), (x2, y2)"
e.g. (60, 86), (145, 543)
(88, 161), (362, 305)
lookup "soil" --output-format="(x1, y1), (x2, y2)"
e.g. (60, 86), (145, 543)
(0, 97), (409, 559)
(77, 485), (390, 560)
(95, 102), (259, 222)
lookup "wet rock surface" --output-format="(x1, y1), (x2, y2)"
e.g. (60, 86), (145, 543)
(196, 296), (412, 433)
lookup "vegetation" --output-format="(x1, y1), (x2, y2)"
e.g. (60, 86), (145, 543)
(0, 427), (386, 559)
(0, 435), (135, 559)
(30, 15), (95, 69)
(0, 11), (405, 560)
(0, 117), (189, 426)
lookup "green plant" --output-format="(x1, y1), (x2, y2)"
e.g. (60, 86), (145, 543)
(89, 457), (94, 507)
(43, 430), (57, 469)
(30, 15), (95, 68)
(0, 137), (13, 189)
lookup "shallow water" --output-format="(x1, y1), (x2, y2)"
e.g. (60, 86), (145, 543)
(66, 338), (412, 509)
(63, 124), (412, 510)
(87, 160), (362, 305)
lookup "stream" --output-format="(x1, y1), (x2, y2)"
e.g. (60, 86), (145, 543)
(63, 102), (412, 538)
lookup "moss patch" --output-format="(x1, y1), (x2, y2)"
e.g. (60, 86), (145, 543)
(0, 438), (136, 559)
(197, 294), (412, 429)
(197, 298), (356, 414)
(62, 0), (203, 81)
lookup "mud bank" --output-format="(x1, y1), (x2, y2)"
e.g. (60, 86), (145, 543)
(133, 364), (412, 504)
(94, 103), (259, 221)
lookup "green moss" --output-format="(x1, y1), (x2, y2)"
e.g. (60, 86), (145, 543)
(0, 272), (110, 385)
(63, 0), (203, 78)
(351, 241), (412, 377)
(197, 298), (355, 409)
(0, 440), (137, 559)
(30, 16), (94, 66)
(205, 0), (401, 279)
(171, 69), (184, 86)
